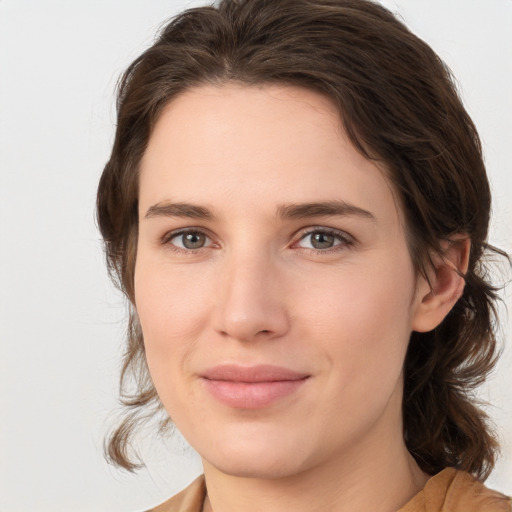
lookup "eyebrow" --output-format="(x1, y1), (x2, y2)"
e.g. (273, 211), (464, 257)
(144, 202), (215, 220)
(276, 200), (375, 221)
(143, 200), (375, 222)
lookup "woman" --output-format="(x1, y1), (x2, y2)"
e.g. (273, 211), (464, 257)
(96, 0), (511, 510)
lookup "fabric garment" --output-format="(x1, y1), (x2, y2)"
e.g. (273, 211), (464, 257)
(398, 468), (510, 512)
(146, 467), (511, 512)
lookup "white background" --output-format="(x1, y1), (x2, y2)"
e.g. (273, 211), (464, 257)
(0, 1), (511, 510)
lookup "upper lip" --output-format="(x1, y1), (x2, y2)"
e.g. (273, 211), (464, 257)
(201, 364), (310, 382)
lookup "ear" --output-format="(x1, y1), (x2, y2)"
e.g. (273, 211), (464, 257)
(411, 236), (470, 333)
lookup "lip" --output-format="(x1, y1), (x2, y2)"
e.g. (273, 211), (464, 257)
(200, 364), (310, 409)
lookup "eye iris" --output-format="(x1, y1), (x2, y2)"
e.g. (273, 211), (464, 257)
(311, 232), (335, 249)
(182, 232), (206, 249)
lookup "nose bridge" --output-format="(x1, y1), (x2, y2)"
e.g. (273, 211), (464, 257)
(214, 244), (288, 341)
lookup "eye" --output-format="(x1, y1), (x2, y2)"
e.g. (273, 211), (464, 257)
(166, 230), (212, 250)
(296, 228), (352, 251)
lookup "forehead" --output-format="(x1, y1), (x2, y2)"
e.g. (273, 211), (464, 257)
(139, 83), (402, 227)
(143, 83), (345, 174)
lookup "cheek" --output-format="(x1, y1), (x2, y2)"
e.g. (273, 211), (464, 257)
(296, 252), (416, 384)
(135, 252), (213, 332)
(134, 258), (213, 392)
(299, 250), (414, 330)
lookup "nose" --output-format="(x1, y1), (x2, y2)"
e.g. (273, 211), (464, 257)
(212, 250), (290, 342)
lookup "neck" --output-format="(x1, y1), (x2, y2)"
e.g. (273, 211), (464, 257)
(203, 454), (427, 512)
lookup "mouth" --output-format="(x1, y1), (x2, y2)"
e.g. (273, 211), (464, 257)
(200, 364), (310, 409)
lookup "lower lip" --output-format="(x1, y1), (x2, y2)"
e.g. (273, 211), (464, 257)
(202, 378), (308, 409)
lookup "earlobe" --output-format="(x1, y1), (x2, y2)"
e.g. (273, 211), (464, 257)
(411, 237), (470, 333)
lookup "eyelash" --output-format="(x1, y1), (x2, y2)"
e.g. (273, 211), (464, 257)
(161, 228), (215, 253)
(160, 226), (354, 255)
(294, 227), (354, 254)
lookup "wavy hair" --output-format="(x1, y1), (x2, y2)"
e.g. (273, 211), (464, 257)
(96, 0), (508, 478)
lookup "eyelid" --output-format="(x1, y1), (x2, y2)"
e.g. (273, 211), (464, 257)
(159, 225), (354, 253)
(161, 227), (216, 250)
(292, 226), (355, 251)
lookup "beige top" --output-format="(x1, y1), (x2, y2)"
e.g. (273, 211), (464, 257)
(147, 468), (511, 512)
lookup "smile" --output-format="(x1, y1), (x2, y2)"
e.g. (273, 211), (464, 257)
(200, 364), (310, 409)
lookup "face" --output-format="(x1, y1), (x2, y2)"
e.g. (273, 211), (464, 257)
(135, 83), (428, 479)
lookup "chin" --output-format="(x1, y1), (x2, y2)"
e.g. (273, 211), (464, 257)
(207, 453), (308, 480)
(198, 425), (315, 480)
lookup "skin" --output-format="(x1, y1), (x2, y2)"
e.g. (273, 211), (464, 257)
(135, 83), (468, 512)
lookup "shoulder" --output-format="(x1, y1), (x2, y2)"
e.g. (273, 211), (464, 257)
(145, 475), (206, 512)
(442, 470), (511, 512)
(143, 470), (511, 512)
(402, 468), (511, 512)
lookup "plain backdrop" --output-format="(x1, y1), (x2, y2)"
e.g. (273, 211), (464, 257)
(0, 0), (511, 510)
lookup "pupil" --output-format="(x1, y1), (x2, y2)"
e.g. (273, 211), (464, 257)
(183, 232), (205, 249)
(312, 232), (334, 249)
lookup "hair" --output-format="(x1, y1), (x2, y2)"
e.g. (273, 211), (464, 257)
(97, 0), (509, 478)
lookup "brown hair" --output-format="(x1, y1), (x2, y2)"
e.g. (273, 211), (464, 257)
(97, 0), (508, 478)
